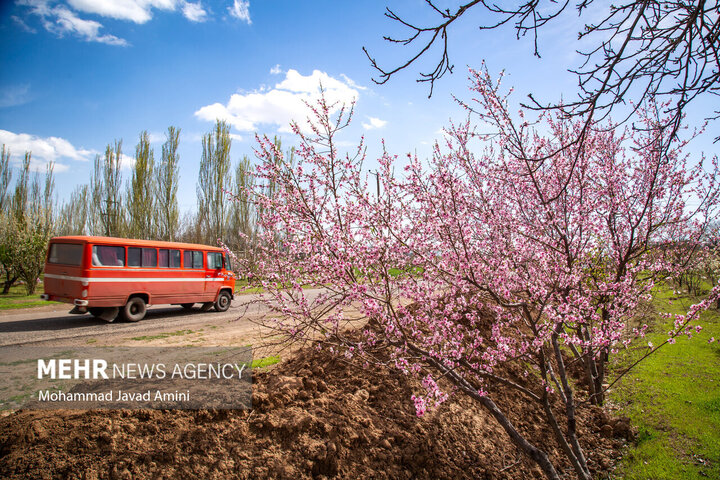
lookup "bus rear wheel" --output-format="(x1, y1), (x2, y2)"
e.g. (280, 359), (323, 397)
(214, 291), (231, 312)
(123, 297), (146, 322)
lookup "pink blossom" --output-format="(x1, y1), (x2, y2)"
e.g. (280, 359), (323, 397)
(241, 68), (720, 480)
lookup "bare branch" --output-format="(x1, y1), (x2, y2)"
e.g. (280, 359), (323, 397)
(365, 1), (720, 140)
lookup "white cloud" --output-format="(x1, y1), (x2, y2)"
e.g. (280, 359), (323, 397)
(19, 0), (208, 46)
(12, 15), (37, 33)
(340, 74), (366, 91)
(182, 1), (207, 22)
(119, 153), (136, 170)
(229, 133), (243, 142)
(228, 0), (250, 24)
(0, 129), (97, 172)
(0, 84), (32, 108)
(67, 0), (176, 24)
(21, 1), (129, 46)
(53, 5), (128, 45)
(270, 64), (282, 75)
(362, 116), (387, 130)
(194, 69), (359, 133)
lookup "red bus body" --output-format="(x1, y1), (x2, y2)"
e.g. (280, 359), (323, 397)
(42, 236), (236, 321)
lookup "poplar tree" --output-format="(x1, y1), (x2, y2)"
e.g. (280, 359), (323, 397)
(0, 146), (11, 213)
(127, 131), (155, 239)
(91, 141), (124, 237)
(229, 155), (255, 253)
(156, 126), (180, 241)
(197, 120), (232, 244)
(253, 137), (294, 251)
(89, 154), (103, 235)
(43, 164), (54, 229)
(57, 185), (89, 235)
(11, 153), (31, 223)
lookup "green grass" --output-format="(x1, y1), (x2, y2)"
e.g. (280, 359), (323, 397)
(0, 282), (59, 310)
(235, 279), (263, 294)
(388, 265), (424, 278)
(130, 329), (196, 341)
(233, 355), (280, 370)
(251, 355), (280, 368)
(610, 285), (720, 480)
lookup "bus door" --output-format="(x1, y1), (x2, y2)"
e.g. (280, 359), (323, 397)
(182, 250), (205, 297)
(205, 252), (224, 298)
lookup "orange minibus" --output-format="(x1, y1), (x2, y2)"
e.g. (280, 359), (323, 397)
(41, 236), (236, 322)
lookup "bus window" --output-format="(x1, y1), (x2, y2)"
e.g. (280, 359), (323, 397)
(224, 254), (231, 271)
(92, 245), (125, 267)
(158, 249), (169, 268)
(207, 252), (223, 269)
(48, 243), (83, 265)
(128, 248), (141, 267)
(129, 247), (157, 267)
(170, 249), (181, 268)
(142, 248), (157, 267)
(184, 250), (203, 269)
(193, 251), (203, 269)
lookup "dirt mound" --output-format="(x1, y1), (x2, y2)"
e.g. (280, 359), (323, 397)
(0, 346), (628, 479)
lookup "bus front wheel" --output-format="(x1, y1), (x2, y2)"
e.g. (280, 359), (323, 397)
(214, 291), (231, 312)
(123, 297), (147, 322)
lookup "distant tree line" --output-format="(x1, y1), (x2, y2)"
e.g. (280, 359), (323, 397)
(0, 119), (290, 294)
(0, 147), (54, 295)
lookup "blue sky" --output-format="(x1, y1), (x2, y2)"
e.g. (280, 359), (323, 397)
(0, 1), (715, 212)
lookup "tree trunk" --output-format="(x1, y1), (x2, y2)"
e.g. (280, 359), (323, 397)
(2, 275), (17, 294)
(427, 353), (563, 480)
(24, 280), (37, 295)
(472, 390), (562, 480)
(551, 329), (591, 478)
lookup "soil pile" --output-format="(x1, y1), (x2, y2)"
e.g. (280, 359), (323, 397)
(0, 346), (630, 479)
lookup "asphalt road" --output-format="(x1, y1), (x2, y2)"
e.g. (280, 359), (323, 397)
(0, 289), (325, 348)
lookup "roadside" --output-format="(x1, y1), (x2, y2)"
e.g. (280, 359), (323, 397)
(1, 285), (717, 479)
(0, 337), (621, 480)
(609, 285), (720, 480)
(0, 283), (59, 310)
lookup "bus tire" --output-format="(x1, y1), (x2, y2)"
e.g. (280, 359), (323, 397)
(181, 303), (194, 310)
(214, 290), (231, 312)
(200, 302), (213, 312)
(123, 297), (146, 322)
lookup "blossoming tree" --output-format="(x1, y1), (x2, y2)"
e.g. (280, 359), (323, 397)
(243, 71), (719, 480)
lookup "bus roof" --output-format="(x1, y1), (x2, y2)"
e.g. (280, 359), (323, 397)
(49, 236), (226, 252)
